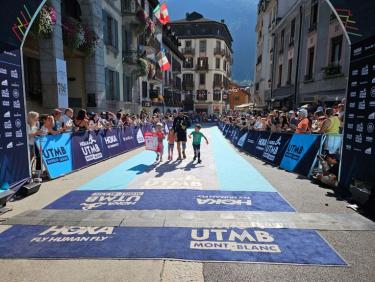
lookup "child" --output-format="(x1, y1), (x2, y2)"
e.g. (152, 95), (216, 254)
(167, 128), (176, 161)
(188, 124), (209, 164)
(155, 122), (165, 162)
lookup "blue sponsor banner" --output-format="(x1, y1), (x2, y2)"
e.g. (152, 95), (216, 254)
(261, 133), (292, 166)
(45, 189), (294, 212)
(35, 133), (73, 179)
(101, 128), (123, 157)
(280, 134), (322, 177)
(0, 225), (346, 265)
(236, 130), (249, 148)
(71, 130), (106, 170)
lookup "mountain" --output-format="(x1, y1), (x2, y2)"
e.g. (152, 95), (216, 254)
(167, 0), (258, 82)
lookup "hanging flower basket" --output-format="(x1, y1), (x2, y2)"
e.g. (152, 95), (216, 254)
(136, 58), (149, 77)
(80, 25), (99, 57)
(62, 17), (86, 50)
(38, 4), (57, 37)
(145, 18), (155, 37)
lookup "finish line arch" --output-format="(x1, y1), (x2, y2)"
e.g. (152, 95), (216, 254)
(0, 0), (374, 192)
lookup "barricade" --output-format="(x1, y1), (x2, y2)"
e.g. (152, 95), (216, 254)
(35, 124), (150, 179)
(218, 123), (336, 178)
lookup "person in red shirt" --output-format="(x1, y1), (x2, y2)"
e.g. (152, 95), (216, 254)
(155, 122), (165, 162)
(295, 109), (310, 134)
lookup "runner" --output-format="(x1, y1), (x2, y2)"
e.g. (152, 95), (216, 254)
(167, 128), (176, 161)
(188, 124), (209, 164)
(155, 122), (165, 162)
(172, 111), (191, 160)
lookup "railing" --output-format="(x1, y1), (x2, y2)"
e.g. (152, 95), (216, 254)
(182, 81), (194, 91)
(123, 50), (138, 65)
(182, 47), (195, 55)
(139, 35), (161, 52)
(214, 47), (225, 56)
(196, 64), (209, 71)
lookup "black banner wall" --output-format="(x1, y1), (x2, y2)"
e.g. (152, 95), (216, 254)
(0, 0), (45, 191)
(252, 132), (271, 159)
(261, 133), (292, 166)
(340, 35), (375, 188)
(243, 131), (261, 156)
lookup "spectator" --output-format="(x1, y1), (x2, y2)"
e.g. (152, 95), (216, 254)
(313, 153), (339, 187)
(322, 108), (340, 134)
(74, 109), (89, 131)
(40, 115), (61, 135)
(27, 111), (41, 160)
(288, 110), (299, 132)
(61, 108), (74, 132)
(52, 109), (63, 131)
(295, 109), (310, 134)
(312, 110), (326, 133)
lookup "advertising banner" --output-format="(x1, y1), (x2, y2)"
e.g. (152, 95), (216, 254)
(0, 49), (29, 190)
(35, 133), (73, 179)
(261, 133), (293, 166)
(71, 130), (105, 170)
(101, 128), (123, 158)
(120, 126), (138, 151)
(133, 126), (145, 146)
(145, 132), (158, 151)
(252, 131), (271, 159)
(280, 134), (322, 177)
(236, 130), (249, 148)
(230, 126), (240, 144)
(56, 58), (68, 109)
(340, 35), (375, 187)
(242, 131), (260, 156)
(225, 125), (234, 138)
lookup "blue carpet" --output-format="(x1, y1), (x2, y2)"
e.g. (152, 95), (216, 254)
(0, 225), (346, 265)
(209, 127), (276, 192)
(78, 150), (156, 191)
(45, 189), (294, 212)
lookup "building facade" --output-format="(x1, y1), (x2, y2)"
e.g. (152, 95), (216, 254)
(169, 12), (233, 114)
(23, 0), (183, 115)
(255, 0), (350, 109)
(228, 82), (250, 110)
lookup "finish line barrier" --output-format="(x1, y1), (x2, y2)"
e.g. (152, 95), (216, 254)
(35, 124), (157, 179)
(218, 123), (326, 178)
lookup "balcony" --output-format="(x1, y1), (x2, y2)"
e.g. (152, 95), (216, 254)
(213, 80), (223, 89)
(196, 90), (208, 101)
(182, 81), (194, 91)
(123, 50), (138, 65)
(182, 47), (195, 55)
(214, 47), (225, 56)
(139, 34), (161, 54)
(121, 0), (145, 29)
(322, 64), (343, 79)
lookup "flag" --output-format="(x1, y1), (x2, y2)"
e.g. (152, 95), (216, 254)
(157, 51), (170, 71)
(153, 2), (170, 25)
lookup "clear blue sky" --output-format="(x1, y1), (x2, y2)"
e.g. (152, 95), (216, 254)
(167, 0), (258, 83)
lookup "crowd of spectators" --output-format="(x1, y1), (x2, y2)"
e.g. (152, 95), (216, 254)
(220, 100), (345, 135)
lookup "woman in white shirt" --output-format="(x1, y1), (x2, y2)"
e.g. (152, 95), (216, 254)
(27, 111), (41, 160)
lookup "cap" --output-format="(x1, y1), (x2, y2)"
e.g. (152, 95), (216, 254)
(156, 122), (163, 126)
(298, 109), (308, 116)
(53, 108), (62, 114)
(288, 110), (295, 114)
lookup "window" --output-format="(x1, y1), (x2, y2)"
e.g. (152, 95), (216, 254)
(214, 74), (222, 87)
(184, 57), (194, 68)
(123, 27), (131, 51)
(216, 58), (221, 69)
(330, 36), (343, 64)
(197, 57), (208, 70)
(310, 0), (318, 31)
(186, 40), (192, 48)
(278, 64), (283, 87)
(105, 68), (120, 100)
(223, 60), (227, 72)
(216, 40), (221, 50)
(142, 81), (148, 98)
(103, 11), (118, 50)
(124, 75), (132, 102)
(280, 29), (285, 53)
(199, 73), (206, 85)
(290, 19), (296, 45)
(213, 90), (221, 101)
(306, 47), (315, 80)
(199, 40), (207, 53)
(287, 59), (293, 84)
(183, 73), (194, 89)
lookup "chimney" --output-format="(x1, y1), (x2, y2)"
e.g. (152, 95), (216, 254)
(221, 19), (225, 24)
(186, 13), (190, 19)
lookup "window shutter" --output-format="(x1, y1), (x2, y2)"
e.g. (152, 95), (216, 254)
(114, 19), (119, 49)
(105, 68), (110, 100)
(102, 10), (108, 45)
(115, 71), (120, 100)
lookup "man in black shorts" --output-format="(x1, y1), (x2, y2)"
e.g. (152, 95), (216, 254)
(173, 111), (191, 160)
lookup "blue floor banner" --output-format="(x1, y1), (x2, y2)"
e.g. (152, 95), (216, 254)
(261, 133), (292, 166)
(0, 225), (346, 265)
(45, 189), (294, 212)
(280, 134), (322, 177)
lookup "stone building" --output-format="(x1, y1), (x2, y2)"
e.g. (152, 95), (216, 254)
(228, 82), (250, 110)
(23, 0), (168, 114)
(169, 12), (233, 114)
(255, 0), (350, 109)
